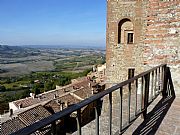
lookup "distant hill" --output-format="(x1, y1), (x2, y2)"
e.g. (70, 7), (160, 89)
(0, 45), (40, 58)
(23, 45), (106, 50)
(0, 45), (23, 51)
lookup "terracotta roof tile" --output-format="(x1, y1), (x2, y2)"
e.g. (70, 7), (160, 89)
(59, 94), (81, 105)
(12, 87), (73, 109)
(18, 105), (51, 126)
(13, 97), (40, 108)
(1, 117), (26, 135)
(44, 100), (61, 114)
(2, 79), (100, 134)
(12, 79), (96, 110)
(73, 87), (93, 99)
(44, 94), (81, 113)
(17, 105), (52, 135)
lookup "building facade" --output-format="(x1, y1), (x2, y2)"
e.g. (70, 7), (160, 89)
(106, 0), (180, 86)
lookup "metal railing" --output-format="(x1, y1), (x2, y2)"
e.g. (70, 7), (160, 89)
(11, 64), (168, 135)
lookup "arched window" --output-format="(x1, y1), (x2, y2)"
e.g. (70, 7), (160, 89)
(118, 19), (134, 44)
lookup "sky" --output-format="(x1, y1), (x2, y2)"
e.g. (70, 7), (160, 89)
(0, 0), (106, 47)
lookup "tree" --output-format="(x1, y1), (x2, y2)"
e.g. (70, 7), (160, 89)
(44, 81), (54, 91)
(34, 87), (41, 95)
(32, 84), (41, 95)
(0, 85), (6, 92)
(57, 77), (71, 86)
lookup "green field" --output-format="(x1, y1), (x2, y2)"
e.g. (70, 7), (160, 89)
(54, 54), (105, 71)
(0, 46), (105, 114)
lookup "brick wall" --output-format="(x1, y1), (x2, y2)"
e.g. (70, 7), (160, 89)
(106, 0), (180, 86)
(144, 0), (180, 65)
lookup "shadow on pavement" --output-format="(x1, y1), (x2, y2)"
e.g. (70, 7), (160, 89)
(133, 67), (176, 135)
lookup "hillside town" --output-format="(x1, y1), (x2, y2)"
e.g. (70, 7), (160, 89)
(0, 64), (106, 135)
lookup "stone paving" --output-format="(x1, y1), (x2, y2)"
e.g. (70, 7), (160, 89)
(155, 95), (180, 135)
(124, 94), (180, 135)
(72, 92), (180, 135)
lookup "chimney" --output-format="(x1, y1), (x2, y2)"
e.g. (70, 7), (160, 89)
(60, 102), (65, 111)
(19, 103), (22, 109)
(88, 82), (91, 88)
(30, 93), (36, 99)
(9, 109), (13, 117)
(65, 101), (70, 107)
(91, 88), (94, 95)
(54, 94), (56, 99)
(30, 93), (33, 97)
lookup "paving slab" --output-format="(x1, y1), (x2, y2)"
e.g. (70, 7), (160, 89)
(72, 88), (180, 135)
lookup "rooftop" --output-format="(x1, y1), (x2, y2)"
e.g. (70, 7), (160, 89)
(1, 117), (26, 135)
(11, 78), (95, 110)
(1, 78), (103, 135)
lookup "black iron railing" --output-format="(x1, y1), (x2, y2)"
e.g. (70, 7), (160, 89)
(11, 64), (168, 135)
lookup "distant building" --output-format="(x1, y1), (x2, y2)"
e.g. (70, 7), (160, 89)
(97, 64), (106, 82)
(87, 63), (106, 83)
(34, 80), (40, 83)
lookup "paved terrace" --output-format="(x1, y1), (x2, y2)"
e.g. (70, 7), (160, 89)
(125, 94), (180, 135)
(125, 67), (180, 135)
(73, 93), (180, 135)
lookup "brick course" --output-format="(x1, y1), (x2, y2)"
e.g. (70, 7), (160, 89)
(106, 0), (180, 85)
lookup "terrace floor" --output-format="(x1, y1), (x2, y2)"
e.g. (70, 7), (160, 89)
(72, 93), (180, 135)
(124, 94), (180, 135)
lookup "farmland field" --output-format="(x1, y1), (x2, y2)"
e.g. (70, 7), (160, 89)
(0, 45), (105, 114)
(0, 45), (105, 77)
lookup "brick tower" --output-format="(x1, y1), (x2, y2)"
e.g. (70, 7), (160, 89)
(106, 0), (180, 87)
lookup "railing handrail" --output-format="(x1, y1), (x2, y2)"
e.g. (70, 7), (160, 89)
(11, 64), (166, 135)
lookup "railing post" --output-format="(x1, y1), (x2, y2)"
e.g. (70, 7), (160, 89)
(51, 122), (56, 135)
(142, 73), (150, 119)
(128, 82), (131, 123)
(76, 109), (81, 135)
(158, 67), (161, 91)
(119, 87), (123, 133)
(95, 100), (100, 135)
(162, 64), (168, 97)
(161, 66), (164, 91)
(151, 71), (154, 100)
(154, 69), (158, 96)
(141, 76), (144, 116)
(109, 92), (112, 135)
(135, 79), (138, 116)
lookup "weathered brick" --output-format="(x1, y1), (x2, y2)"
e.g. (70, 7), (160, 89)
(106, 0), (180, 85)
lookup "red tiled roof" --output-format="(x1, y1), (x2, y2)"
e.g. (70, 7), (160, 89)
(59, 93), (81, 105)
(18, 105), (51, 126)
(12, 86), (73, 109)
(13, 97), (40, 108)
(17, 105), (52, 135)
(44, 93), (81, 113)
(1, 117), (26, 135)
(73, 87), (92, 99)
(44, 100), (61, 114)
(12, 79), (96, 109)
